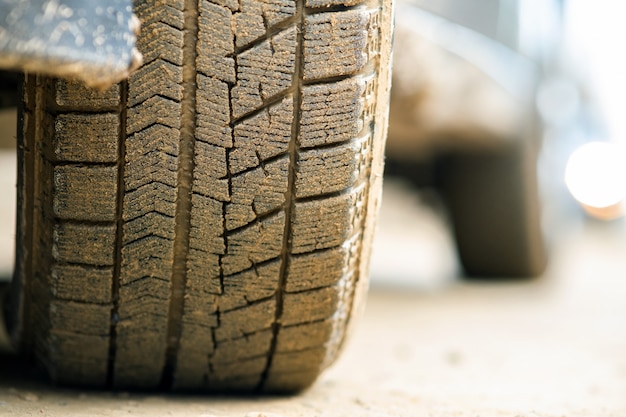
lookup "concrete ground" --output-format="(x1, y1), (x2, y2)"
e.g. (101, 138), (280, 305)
(0, 145), (625, 415)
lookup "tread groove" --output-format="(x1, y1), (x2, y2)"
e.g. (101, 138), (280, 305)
(226, 153), (290, 178)
(301, 73), (356, 86)
(232, 17), (299, 56)
(107, 80), (128, 388)
(219, 294), (277, 314)
(228, 1), (366, 59)
(127, 93), (183, 110)
(48, 107), (120, 114)
(52, 219), (117, 227)
(52, 261), (114, 270)
(230, 90), (294, 125)
(51, 161), (119, 168)
(162, 0), (200, 389)
(50, 110), (119, 116)
(228, 64), (368, 130)
(303, 4), (359, 13)
(257, 0), (305, 392)
(220, 179), (366, 238)
(295, 182), (366, 204)
(224, 208), (284, 236)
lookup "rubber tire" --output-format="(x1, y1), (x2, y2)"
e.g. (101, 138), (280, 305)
(438, 141), (547, 278)
(9, 0), (392, 391)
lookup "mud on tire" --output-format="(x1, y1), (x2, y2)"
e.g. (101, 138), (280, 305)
(9, 0), (393, 391)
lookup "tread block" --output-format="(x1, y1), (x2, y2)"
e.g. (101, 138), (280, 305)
(219, 260), (280, 311)
(267, 347), (326, 373)
(286, 246), (348, 292)
(48, 357), (108, 387)
(123, 210), (175, 243)
(48, 331), (109, 361)
(263, 369), (318, 392)
(128, 59), (184, 107)
(261, 0), (296, 27)
(123, 182), (178, 221)
(48, 331), (109, 384)
(116, 300), (170, 330)
(214, 299), (275, 342)
(175, 290), (219, 389)
(124, 150), (179, 191)
(124, 125), (179, 193)
(295, 138), (366, 198)
(173, 352), (210, 390)
(230, 96), (292, 174)
(291, 193), (356, 254)
(233, 2), (264, 48)
(127, 95), (180, 135)
(54, 79), (119, 109)
(113, 326), (167, 388)
(226, 157), (288, 230)
(222, 212), (285, 275)
(182, 291), (219, 328)
(49, 300), (111, 336)
(224, 205), (254, 234)
(207, 0), (239, 12)
(299, 78), (365, 147)
(123, 212), (176, 244)
(303, 10), (373, 80)
(53, 166), (118, 221)
(196, 75), (233, 147)
(53, 223), (116, 266)
(114, 278), (170, 388)
(281, 286), (339, 326)
(192, 141), (229, 201)
(197, 1), (236, 83)
(276, 320), (333, 352)
(189, 193), (226, 255)
(118, 278), (170, 306)
(120, 236), (174, 285)
(54, 114), (119, 163)
(135, 20), (184, 66)
(234, 0), (296, 47)
(232, 27), (297, 118)
(125, 123), (180, 161)
(186, 249), (222, 294)
(135, 0), (184, 30)
(211, 355), (267, 380)
(51, 264), (113, 304)
(212, 329), (272, 363)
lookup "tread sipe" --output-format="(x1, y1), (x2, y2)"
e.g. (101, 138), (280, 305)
(12, 0), (392, 391)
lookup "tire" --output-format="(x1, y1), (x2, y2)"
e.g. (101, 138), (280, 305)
(438, 141), (547, 278)
(8, 0), (392, 391)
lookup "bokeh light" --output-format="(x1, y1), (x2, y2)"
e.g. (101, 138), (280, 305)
(564, 141), (626, 213)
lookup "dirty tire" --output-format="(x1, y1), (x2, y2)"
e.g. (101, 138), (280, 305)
(10, 0), (392, 391)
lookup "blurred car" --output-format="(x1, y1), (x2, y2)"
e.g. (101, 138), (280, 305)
(384, 0), (563, 277)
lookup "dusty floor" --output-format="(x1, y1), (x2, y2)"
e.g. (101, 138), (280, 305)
(0, 171), (625, 416)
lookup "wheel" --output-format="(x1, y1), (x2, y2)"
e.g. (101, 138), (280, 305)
(7, 0), (393, 391)
(438, 140), (547, 278)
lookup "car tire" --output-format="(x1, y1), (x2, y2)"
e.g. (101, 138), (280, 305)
(7, 0), (393, 392)
(438, 140), (547, 278)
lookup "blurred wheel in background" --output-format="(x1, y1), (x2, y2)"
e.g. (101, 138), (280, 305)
(385, 0), (556, 278)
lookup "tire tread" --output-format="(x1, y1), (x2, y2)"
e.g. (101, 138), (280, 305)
(17, 0), (391, 391)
